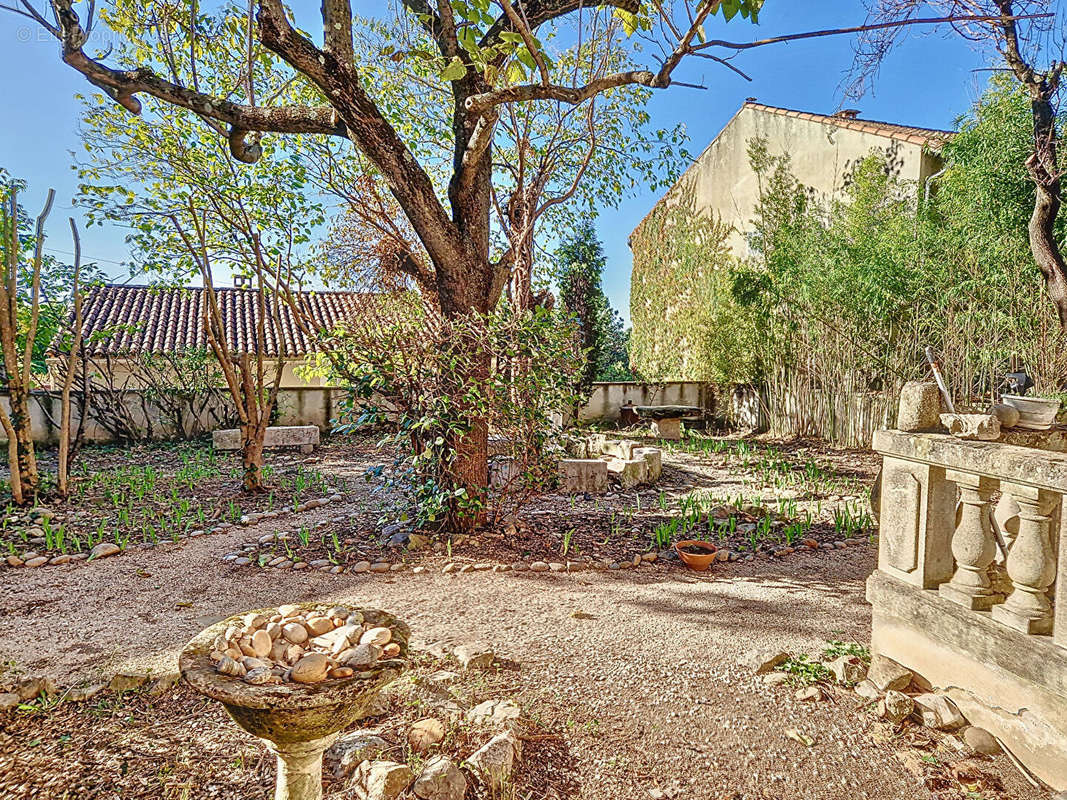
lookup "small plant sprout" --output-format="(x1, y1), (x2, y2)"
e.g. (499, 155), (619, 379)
(561, 528), (574, 557)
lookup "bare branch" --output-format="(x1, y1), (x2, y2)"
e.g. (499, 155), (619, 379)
(694, 12), (1051, 52)
(465, 69), (654, 114)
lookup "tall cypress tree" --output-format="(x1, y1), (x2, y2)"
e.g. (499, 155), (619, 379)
(556, 221), (607, 399)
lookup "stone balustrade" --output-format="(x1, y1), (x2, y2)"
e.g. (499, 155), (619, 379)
(869, 429), (1067, 789)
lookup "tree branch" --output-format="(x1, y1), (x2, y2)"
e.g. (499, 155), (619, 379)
(692, 12), (1053, 52)
(321, 0), (354, 63)
(25, 0), (348, 162)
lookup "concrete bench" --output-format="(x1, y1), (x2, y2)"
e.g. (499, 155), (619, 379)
(634, 405), (702, 440)
(212, 425), (320, 454)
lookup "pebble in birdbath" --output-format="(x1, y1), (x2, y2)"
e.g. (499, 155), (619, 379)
(180, 603), (410, 800)
(207, 604), (403, 686)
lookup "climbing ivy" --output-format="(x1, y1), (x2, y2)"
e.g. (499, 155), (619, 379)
(629, 185), (760, 384)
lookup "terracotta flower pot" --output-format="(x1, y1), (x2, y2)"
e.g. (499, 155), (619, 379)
(674, 540), (718, 571)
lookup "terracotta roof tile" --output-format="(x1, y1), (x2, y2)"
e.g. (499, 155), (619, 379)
(743, 101), (953, 148)
(79, 284), (368, 357)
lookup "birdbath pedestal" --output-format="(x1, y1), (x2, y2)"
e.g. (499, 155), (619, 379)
(635, 405), (701, 440)
(179, 605), (409, 800)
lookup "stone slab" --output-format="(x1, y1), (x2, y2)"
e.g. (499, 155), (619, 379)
(559, 459), (608, 494)
(872, 430), (1067, 492)
(606, 458), (649, 489)
(213, 425), (320, 453)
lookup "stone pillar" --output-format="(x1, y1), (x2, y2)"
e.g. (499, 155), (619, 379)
(993, 485), (1057, 635)
(940, 473), (1000, 610)
(876, 457), (956, 588)
(651, 418), (680, 440)
(264, 733), (339, 800)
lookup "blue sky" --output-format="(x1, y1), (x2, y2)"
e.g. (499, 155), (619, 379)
(0, 2), (1020, 321)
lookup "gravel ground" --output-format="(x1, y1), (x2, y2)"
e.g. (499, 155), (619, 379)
(0, 500), (1046, 799)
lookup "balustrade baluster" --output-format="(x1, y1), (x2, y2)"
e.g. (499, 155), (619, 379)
(992, 484), (1057, 635)
(939, 473), (1000, 610)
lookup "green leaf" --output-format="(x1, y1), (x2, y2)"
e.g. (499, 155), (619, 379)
(615, 8), (638, 36)
(440, 56), (467, 81)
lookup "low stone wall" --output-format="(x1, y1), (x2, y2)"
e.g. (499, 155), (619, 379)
(578, 381), (713, 423)
(0, 388), (345, 446)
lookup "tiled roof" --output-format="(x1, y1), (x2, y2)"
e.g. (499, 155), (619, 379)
(744, 100), (954, 148)
(79, 284), (367, 357)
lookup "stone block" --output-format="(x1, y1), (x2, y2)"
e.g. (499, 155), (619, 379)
(633, 447), (662, 481)
(875, 456), (956, 589)
(489, 457), (520, 489)
(559, 459), (608, 494)
(939, 413), (1000, 441)
(606, 458), (649, 489)
(213, 425), (320, 453)
(651, 418), (681, 440)
(897, 381), (943, 432)
(601, 439), (638, 459)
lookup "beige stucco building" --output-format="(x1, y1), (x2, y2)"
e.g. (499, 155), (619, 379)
(627, 100), (951, 385)
(638, 99), (950, 257)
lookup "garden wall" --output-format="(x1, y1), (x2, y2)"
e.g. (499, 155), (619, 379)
(0, 388), (346, 446)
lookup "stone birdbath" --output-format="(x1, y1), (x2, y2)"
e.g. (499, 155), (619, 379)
(179, 603), (409, 800)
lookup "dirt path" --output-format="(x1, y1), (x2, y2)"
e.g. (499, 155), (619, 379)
(1, 500), (1039, 800)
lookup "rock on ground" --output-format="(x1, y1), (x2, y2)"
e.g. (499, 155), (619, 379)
(827, 655), (867, 685)
(962, 726), (1000, 755)
(744, 648), (789, 675)
(878, 690), (914, 723)
(408, 718), (446, 754)
(453, 643), (494, 670)
(854, 679), (881, 700)
(466, 699), (522, 730)
(327, 731), (390, 778)
(867, 655), (913, 692)
(466, 731), (521, 790)
(350, 760), (413, 800)
(913, 693), (966, 731)
(413, 755), (467, 800)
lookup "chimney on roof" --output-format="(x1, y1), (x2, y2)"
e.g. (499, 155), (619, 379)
(233, 275), (252, 289)
(833, 109), (861, 119)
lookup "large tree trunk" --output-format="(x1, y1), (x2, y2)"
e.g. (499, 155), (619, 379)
(1027, 96), (1067, 329)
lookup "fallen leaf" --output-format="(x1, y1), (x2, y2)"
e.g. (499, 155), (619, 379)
(175, 601), (193, 609)
(571, 611), (595, 619)
(785, 728), (814, 746)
